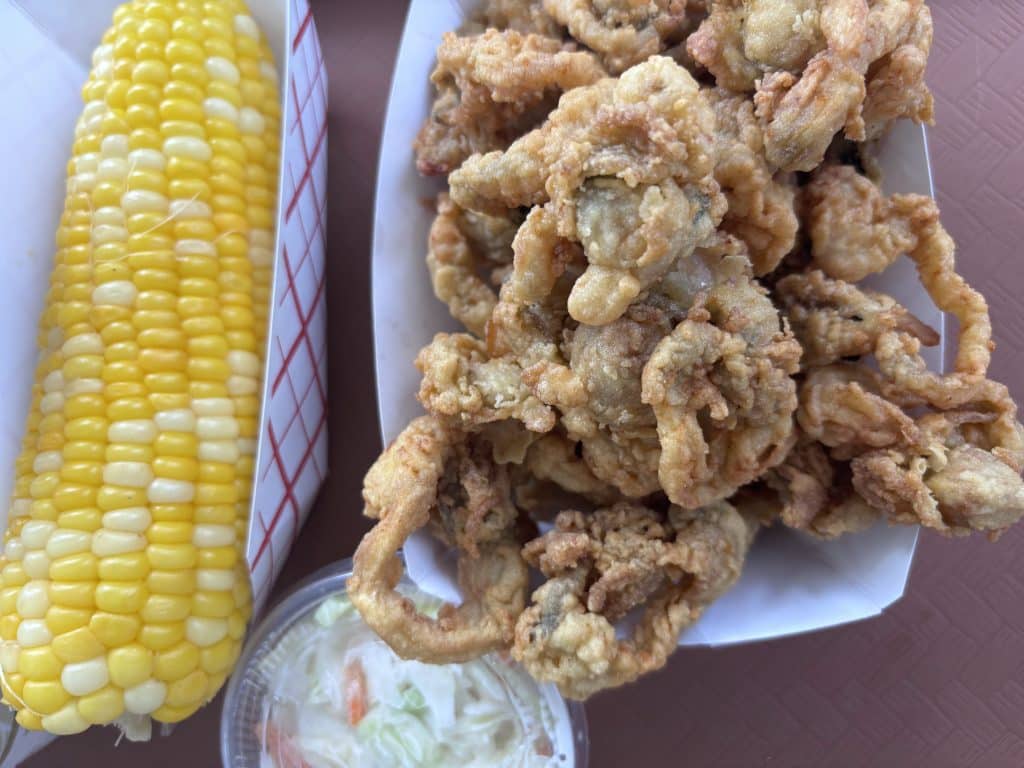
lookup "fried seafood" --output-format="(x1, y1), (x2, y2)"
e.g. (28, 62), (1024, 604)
(642, 277), (801, 508)
(806, 164), (933, 282)
(450, 57), (725, 324)
(417, 332), (557, 432)
(513, 502), (756, 698)
(468, 0), (562, 36)
(705, 87), (799, 275)
(415, 30), (605, 175)
(349, 417), (530, 663)
(542, 0), (693, 74)
(427, 194), (521, 336)
(688, 0), (935, 171)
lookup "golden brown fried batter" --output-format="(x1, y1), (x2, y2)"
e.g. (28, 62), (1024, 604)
(467, 0), (563, 36)
(705, 87), (799, 275)
(642, 277), (801, 508)
(427, 194), (521, 336)
(544, 0), (693, 74)
(513, 501), (756, 698)
(415, 30), (605, 175)
(350, 417), (530, 662)
(416, 332), (557, 433)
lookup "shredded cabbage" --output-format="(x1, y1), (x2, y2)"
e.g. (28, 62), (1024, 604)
(259, 592), (568, 768)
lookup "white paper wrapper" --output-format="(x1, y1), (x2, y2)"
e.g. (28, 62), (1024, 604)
(0, 0), (326, 757)
(372, 1), (943, 649)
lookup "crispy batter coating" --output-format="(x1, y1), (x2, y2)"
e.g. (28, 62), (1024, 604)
(415, 30), (605, 176)
(689, 0), (935, 170)
(775, 269), (939, 368)
(543, 0), (693, 74)
(523, 432), (625, 505)
(416, 332), (557, 432)
(706, 87), (799, 275)
(806, 164), (934, 282)
(641, 278), (801, 508)
(467, 0), (563, 36)
(350, 417), (530, 662)
(513, 501), (756, 698)
(427, 194), (521, 336)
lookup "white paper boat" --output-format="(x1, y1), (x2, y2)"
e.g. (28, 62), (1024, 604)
(0, 0), (327, 758)
(372, 0), (943, 652)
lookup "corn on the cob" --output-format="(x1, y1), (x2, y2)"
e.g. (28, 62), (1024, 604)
(0, 0), (280, 735)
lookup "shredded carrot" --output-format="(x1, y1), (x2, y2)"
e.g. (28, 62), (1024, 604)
(344, 659), (369, 726)
(260, 720), (312, 768)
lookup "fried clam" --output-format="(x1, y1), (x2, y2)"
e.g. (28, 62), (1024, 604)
(543, 0), (693, 74)
(450, 57), (725, 324)
(689, 0), (934, 171)
(466, 0), (563, 36)
(705, 87), (798, 275)
(513, 431), (626, 514)
(348, 417), (530, 662)
(513, 501), (756, 699)
(852, 396), (1024, 539)
(641, 276), (802, 508)
(427, 193), (522, 336)
(416, 332), (558, 433)
(774, 269), (938, 369)
(415, 29), (605, 176)
(805, 164), (938, 283)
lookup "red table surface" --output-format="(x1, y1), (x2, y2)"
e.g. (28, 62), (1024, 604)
(26, 2), (1024, 767)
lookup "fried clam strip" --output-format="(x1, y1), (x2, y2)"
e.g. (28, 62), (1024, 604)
(642, 278), (801, 508)
(427, 194), (521, 336)
(450, 57), (724, 324)
(774, 269), (939, 369)
(806, 164), (938, 283)
(543, 0), (692, 74)
(513, 502), (756, 699)
(349, 417), (529, 662)
(689, 0), (934, 171)
(756, 438), (882, 539)
(415, 30), (606, 176)
(705, 87), (798, 275)
(416, 332), (557, 433)
(853, 398), (1024, 539)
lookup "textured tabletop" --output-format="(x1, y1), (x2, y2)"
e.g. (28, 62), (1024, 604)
(29, 2), (1024, 766)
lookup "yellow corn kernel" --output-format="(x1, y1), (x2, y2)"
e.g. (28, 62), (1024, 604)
(89, 612), (141, 647)
(78, 685), (124, 725)
(21, 680), (71, 716)
(51, 626), (106, 664)
(108, 643), (153, 688)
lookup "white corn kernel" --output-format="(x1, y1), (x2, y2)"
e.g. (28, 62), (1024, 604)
(248, 246), (273, 268)
(20, 521), (57, 549)
(40, 392), (65, 415)
(102, 507), (152, 533)
(94, 206), (126, 227)
(22, 551), (51, 579)
(127, 148), (166, 172)
(203, 97), (239, 125)
(65, 378), (104, 397)
(227, 350), (261, 377)
(0, 642), (20, 674)
(92, 43), (114, 65)
(122, 189), (168, 216)
(102, 462), (154, 488)
(169, 199), (212, 219)
(197, 569), (235, 591)
(108, 420), (157, 444)
(16, 581), (50, 619)
(45, 530), (91, 559)
(198, 441), (239, 463)
(234, 14), (260, 38)
(192, 399), (234, 417)
(16, 619), (52, 648)
(205, 56), (240, 85)
(259, 60), (278, 83)
(42, 704), (90, 736)
(100, 133), (129, 158)
(92, 224), (129, 245)
(124, 680), (166, 715)
(61, 656), (109, 696)
(196, 417), (239, 440)
(186, 616), (229, 647)
(97, 157), (129, 181)
(92, 280), (138, 307)
(226, 376), (258, 396)
(10, 499), (31, 519)
(238, 107), (265, 135)
(92, 530), (146, 557)
(147, 478), (195, 504)
(175, 239), (217, 257)
(154, 409), (196, 432)
(163, 136), (212, 163)
(42, 370), (64, 393)
(193, 524), (235, 548)
(62, 332), (104, 357)
(32, 451), (64, 474)
(4, 538), (24, 561)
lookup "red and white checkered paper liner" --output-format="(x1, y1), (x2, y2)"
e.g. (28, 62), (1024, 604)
(246, 0), (329, 612)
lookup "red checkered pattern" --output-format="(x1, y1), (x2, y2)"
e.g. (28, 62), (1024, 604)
(247, 0), (328, 610)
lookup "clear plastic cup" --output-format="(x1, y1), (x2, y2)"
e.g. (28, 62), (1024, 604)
(221, 557), (589, 767)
